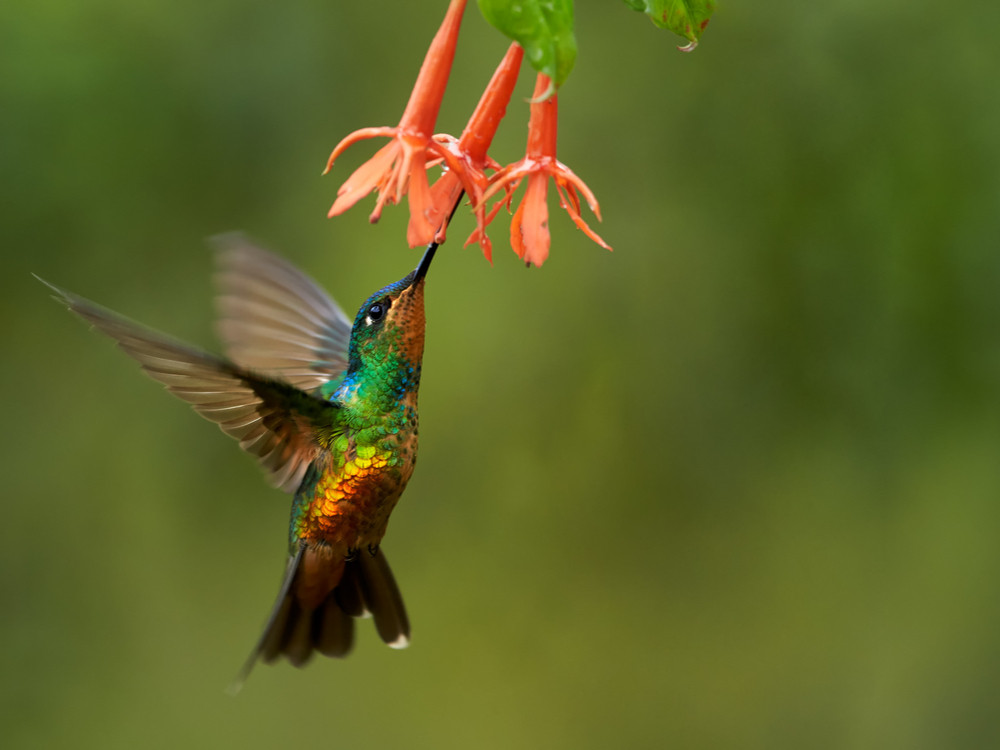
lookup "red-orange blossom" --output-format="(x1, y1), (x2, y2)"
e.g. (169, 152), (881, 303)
(325, 0), (611, 266)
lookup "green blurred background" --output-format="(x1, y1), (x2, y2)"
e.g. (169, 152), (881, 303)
(4, 1), (1000, 747)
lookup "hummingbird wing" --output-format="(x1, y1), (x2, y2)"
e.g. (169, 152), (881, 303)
(43, 281), (336, 493)
(211, 234), (353, 393)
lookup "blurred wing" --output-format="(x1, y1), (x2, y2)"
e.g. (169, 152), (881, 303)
(211, 234), (353, 392)
(43, 280), (337, 493)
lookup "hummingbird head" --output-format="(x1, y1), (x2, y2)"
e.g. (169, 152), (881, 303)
(346, 243), (437, 383)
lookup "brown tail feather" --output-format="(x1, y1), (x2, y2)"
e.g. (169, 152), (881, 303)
(334, 560), (368, 617)
(227, 542), (409, 693)
(258, 593), (293, 664)
(357, 547), (410, 649)
(313, 596), (355, 657)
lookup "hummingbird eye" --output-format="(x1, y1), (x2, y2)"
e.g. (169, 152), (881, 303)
(365, 299), (389, 326)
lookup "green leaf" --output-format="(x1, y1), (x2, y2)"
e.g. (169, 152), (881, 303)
(477, 0), (577, 87)
(623, 0), (717, 50)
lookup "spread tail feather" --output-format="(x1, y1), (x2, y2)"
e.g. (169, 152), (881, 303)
(356, 545), (410, 649)
(227, 542), (410, 694)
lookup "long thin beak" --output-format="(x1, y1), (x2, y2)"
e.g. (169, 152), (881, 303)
(412, 241), (438, 284)
(412, 189), (464, 284)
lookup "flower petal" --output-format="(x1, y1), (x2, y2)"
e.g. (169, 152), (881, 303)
(324, 127), (397, 174)
(328, 141), (400, 218)
(554, 182), (612, 251)
(553, 160), (602, 219)
(421, 171), (464, 246)
(481, 160), (531, 204)
(511, 173), (550, 266)
(404, 149), (437, 247)
(464, 188), (516, 263)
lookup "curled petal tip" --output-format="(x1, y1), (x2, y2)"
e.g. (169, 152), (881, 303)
(463, 228), (493, 263)
(570, 213), (611, 250)
(678, 40), (698, 52)
(574, 213), (612, 251)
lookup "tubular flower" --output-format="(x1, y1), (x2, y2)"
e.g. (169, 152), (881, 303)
(415, 42), (525, 262)
(324, 0), (480, 248)
(482, 73), (611, 267)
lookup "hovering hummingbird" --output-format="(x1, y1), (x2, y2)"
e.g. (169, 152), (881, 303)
(41, 234), (437, 689)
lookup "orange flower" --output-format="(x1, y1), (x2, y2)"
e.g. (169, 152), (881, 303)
(324, 0), (479, 248)
(415, 42), (525, 262)
(482, 73), (611, 267)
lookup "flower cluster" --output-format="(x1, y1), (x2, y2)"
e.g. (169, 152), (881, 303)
(324, 0), (610, 267)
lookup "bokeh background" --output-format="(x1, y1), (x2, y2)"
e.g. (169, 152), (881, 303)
(4, 1), (1000, 747)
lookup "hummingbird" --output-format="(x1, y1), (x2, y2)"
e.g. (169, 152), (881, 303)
(41, 234), (437, 689)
